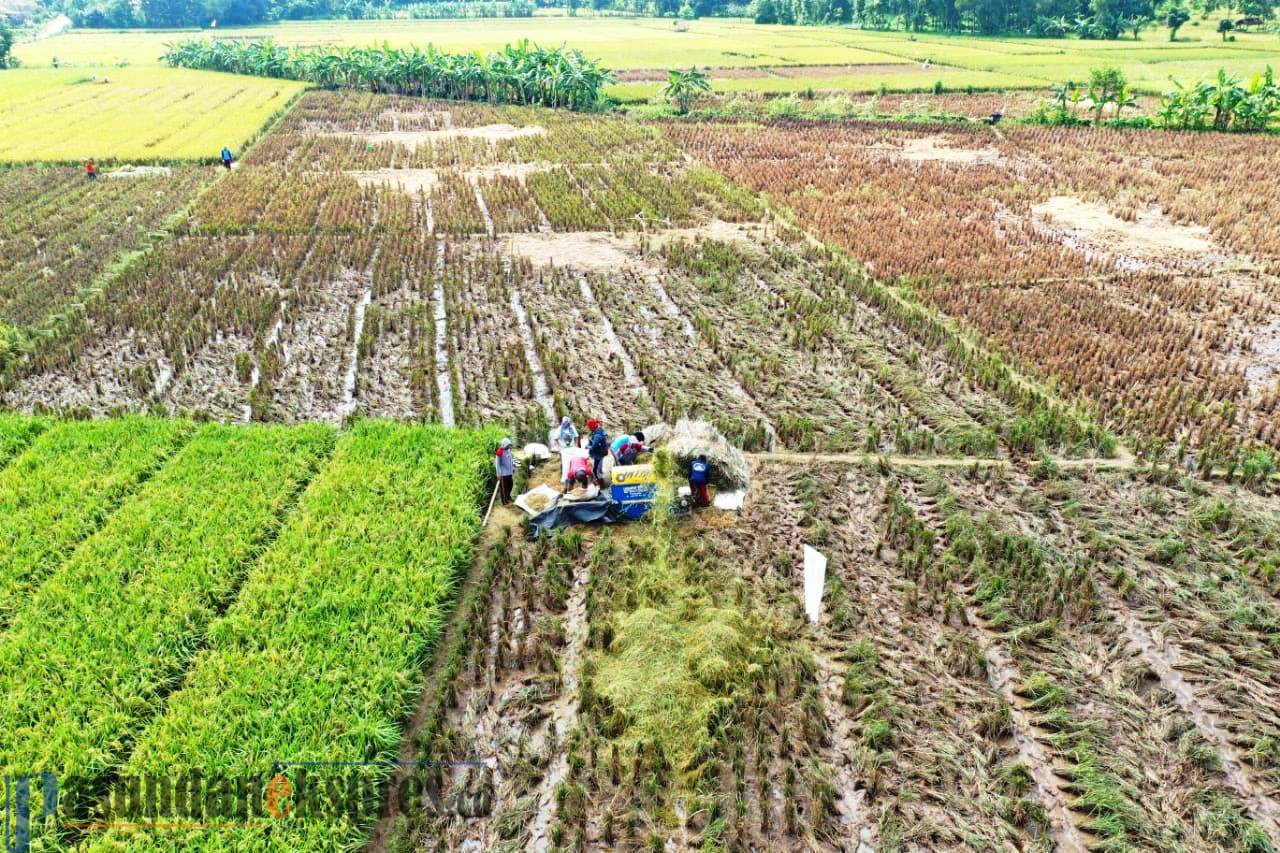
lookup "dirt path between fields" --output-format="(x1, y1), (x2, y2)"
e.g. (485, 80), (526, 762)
(749, 448), (1136, 470)
(526, 558), (591, 852)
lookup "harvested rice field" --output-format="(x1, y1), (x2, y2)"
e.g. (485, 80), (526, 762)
(3, 73), (1280, 853)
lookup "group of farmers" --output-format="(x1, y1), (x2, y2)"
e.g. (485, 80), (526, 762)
(494, 417), (711, 509)
(83, 148), (235, 181)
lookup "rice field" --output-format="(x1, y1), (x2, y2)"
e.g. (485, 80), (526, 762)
(0, 67), (305, 162)
(385, 454), (1280, 851)
(0, 417), (497, 850)
(0, 93), (1108, 460)
(3, 53), (1280, 853)
(10, 17), (1279, 98)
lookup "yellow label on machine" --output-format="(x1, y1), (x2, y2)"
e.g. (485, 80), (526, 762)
(611, 465), (656, 486)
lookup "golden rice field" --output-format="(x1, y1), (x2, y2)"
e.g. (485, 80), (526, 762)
(0, 67), (306, 162)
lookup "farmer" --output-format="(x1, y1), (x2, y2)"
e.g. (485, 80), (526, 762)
(495, 437), (516, 504)
(689, 454), (711, 508)
(220, 146), (234, 170)
(563, 453), (593, 492)
(563, 470), (599, 502)
(586, 418), (609, 483)
(557, 416), (578, 450)
(85, 158), (98, 180)
(610, 430), (646, 466)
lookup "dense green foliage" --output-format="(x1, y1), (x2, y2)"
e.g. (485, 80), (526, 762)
(44, 0), (542, 28)
(1032, 64), (1280, 130)
(0, 412), (46, 466)
(0, 417), (192, 627)
(660, 65), (712, 113)
(1159, 66), (1280, 130)
(164, 37), (614, 109)
(88, 422), (498, 849)
(756, 0), (1274, 34)
(0, 21), (14, 69)
(0, 422), (333, 812)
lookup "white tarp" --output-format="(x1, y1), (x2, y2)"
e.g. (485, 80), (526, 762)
(522, 442), (550, 462)
(713, 490), (746, 511)
(803, 545), (828, 625)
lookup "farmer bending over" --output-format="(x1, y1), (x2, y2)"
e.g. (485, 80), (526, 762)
(221, 147), (234, 170)
(610, 431), (646, 466)
(85, 159), (98, 180)
(495, 437), (516, 504)
(563, 453), (593, 493)
(689, 454), (711, 508)
(563, 471), (599, 502)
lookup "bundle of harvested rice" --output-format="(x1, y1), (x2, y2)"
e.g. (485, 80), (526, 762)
(644, 418), (750, 491)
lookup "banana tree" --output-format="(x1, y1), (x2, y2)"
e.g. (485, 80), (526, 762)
(163, 37), (615, 111)
(661, 66), (712, 114)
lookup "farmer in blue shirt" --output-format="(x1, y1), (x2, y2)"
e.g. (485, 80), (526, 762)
(586, 418), (608, 484)
(220, 147), (234, 170)
(610, 431), (645, 466)
(689, 454), (711, 508)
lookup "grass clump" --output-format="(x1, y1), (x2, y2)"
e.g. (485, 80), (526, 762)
(587, 519), (776, 781)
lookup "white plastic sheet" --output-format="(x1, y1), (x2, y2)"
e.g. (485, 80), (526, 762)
(803, 545), (828, 625)
(713, 490), (746, 511)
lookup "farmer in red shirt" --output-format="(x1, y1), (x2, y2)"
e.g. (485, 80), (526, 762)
(563, 454), (593, 492)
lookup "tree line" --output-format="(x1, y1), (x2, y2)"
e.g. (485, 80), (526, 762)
(0, 22), (14, 70)
(754, 0), (1275, 34)
(163, 38), (614, 109)
(30, 0), (746, 30)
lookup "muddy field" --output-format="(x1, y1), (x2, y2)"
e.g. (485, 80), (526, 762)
(2, 93), (1106, 460)
(666, 120), (1280, 458)
(5, 85), (1280, 853)
(375, 454), (1280, 851)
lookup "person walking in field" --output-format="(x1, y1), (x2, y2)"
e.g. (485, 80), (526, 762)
(610, 430), (646, 466)
(586, 418), (609, 483)
(85, 159), (97, 180)
(689, 454), (711, 508)
(495, 437), (516, 504)
(220, 146), (234, 170)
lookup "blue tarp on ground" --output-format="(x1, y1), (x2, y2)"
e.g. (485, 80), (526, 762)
(528, 496), (633, 539)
